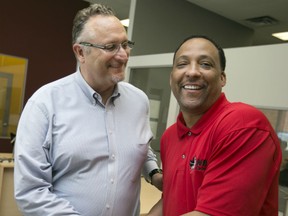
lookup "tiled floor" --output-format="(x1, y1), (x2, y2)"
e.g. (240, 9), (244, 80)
(140, 177), (162, 215)
(279, 186), (288, 216)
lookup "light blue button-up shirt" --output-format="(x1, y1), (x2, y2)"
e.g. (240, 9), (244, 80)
(14, 70), (158, 216)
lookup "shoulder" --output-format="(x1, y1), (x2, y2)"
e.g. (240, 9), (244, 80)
(227, 102), (267, 121)
(24, 74), (75, 113)
(118, 82), (148, 101)
(161, 123), (178, 141)
(29, 73), (75, 101)
(118, 82), (146, 95)
(220, 102), (272, 131)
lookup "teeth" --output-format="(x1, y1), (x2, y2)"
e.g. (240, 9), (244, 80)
(183, 85), (200, 90)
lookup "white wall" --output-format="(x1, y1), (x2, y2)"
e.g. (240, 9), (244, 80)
(223, 43), (288, 109)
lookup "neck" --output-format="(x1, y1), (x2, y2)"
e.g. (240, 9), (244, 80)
(182, 111), (202, 128)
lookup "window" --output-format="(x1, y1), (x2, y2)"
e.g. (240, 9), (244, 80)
(0, 54), (27, 138)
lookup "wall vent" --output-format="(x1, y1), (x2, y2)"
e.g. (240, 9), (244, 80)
(244, 16), (279, 27)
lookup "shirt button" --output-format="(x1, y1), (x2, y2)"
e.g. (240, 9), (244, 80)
(106, 204), (110, 209)
(182, 154), (186, 159)
(110, 179), (114, 184)
(111, 154), (115, 159)
(187, 131), (192, 136)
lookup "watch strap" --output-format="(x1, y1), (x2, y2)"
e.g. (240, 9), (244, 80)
(149, 168), (163, 179)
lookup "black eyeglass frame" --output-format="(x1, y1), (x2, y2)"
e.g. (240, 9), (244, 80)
(79, 41), (135, 53)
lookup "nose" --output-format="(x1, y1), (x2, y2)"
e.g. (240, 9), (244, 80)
(114, 46), (129, 61)
(186, 63), (201, 77)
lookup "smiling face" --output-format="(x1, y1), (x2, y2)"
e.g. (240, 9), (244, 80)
(73, 15), (130, 100)
(170, 38), (226, 120)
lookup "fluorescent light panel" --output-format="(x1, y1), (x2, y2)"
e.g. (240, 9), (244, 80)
(272, 31), (288, 41)
(120, 19), (129, 27)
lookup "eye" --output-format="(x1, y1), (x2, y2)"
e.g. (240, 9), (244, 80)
(121, 41), (129, 49)
(104, 44), (118, 52)
(200, 62), (212, 70)
(175, 60), (189, 68)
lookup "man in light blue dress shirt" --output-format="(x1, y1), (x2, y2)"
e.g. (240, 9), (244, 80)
(14, 4), (162, 216)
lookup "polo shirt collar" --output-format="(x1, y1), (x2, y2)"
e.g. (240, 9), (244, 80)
(177, 93), (229, 138)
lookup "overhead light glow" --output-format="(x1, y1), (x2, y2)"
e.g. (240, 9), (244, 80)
(120, 19), (129, 27)
(272, 31), (288, 41)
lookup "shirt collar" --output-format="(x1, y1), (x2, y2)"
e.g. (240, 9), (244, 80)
(92, 85), (120, 106)
(74, 70), (120, 106)
(177, 93), (229, 138)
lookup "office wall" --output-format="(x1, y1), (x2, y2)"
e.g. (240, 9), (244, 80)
(224, 43), (288, 109)
(0, 0), (89, 152)
(131, 0), (254, 56)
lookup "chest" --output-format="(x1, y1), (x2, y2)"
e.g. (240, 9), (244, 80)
(46, 101), (150, 172)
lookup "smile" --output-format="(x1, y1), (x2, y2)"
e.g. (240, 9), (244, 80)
(182, 85), (201, 90)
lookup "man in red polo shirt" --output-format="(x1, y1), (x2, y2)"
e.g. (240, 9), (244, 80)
(148, 35), (281, 216)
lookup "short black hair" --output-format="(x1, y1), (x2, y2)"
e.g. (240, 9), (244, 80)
(173, 35), (226, 71)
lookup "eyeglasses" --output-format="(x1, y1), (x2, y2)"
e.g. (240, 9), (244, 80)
(79, 40), (135, 54)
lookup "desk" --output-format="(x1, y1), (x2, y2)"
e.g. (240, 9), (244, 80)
(0, 153), (22, 216)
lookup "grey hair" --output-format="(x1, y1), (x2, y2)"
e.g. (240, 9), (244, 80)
(72, 4), (115, 44)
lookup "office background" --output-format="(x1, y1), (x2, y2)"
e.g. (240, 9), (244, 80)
(1, 0), (288, 215)
(1, 0), (287, 152)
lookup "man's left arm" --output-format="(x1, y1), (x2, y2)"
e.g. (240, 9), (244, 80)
(142, 146), (163, 191)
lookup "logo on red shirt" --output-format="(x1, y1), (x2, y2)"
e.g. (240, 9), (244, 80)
(189, 156), (207, 170)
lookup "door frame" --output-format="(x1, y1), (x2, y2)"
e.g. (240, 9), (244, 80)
(0, 72), (13, 137)
(126, 53), (179, 128)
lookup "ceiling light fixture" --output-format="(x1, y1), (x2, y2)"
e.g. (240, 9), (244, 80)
(120, 19), (129, 27)
(272, 32), (288, 41)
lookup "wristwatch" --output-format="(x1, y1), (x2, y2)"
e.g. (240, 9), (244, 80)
(148, 168), (162, 184)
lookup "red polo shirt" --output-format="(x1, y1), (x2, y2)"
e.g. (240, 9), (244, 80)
(161, 93), (281, 216)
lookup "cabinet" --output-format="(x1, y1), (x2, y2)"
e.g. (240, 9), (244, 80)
(0, 153), (22, 216)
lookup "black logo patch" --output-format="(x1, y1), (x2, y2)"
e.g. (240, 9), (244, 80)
(190, 156), (207, 170)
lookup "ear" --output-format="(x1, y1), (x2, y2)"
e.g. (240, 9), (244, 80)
(221, 71), (226, 87)
(72, 44), (85, 63)
(169, 71), (173, 87)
